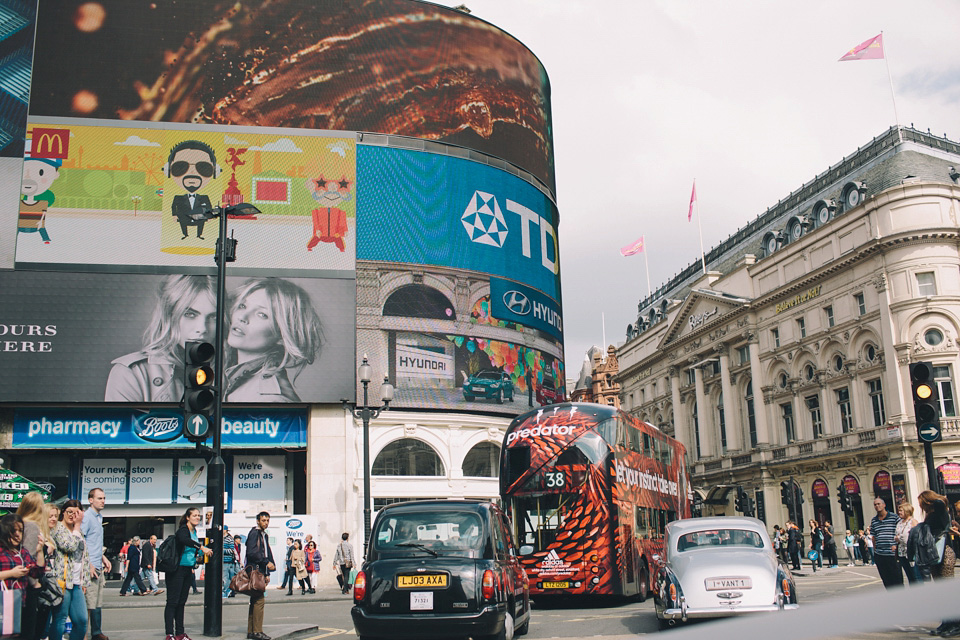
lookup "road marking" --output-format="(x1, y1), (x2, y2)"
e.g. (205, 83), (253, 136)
(297, 628), (350, 639)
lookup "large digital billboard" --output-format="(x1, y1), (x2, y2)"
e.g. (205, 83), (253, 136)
(0, 271), (355, 403)
(29, 0), (555, 192)
(13, 119), (356, 271)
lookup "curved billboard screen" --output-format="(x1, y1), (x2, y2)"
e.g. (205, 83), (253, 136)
(29, 0), (555, 192)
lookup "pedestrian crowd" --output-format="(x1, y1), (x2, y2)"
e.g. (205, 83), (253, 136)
(770, 491), (960, 638)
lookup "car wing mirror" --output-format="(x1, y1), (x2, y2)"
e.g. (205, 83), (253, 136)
(651, 553), (661, 563)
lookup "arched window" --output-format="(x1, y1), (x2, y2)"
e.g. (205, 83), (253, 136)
(461, 442), (500, 478)
(373, 438), (445, 476)
(383, 284), (454, 320)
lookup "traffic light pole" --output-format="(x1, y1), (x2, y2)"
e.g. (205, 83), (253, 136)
(203, 207), (229, 637)
(923, 442), (938, 493)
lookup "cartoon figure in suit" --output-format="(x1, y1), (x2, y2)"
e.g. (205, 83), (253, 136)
(166, 140), (221, 239)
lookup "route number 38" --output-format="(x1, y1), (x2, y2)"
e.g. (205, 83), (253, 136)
(545, 472), (565, 488)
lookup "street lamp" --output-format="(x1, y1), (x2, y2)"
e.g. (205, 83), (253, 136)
(193, 202), (259, 638)
(342, 355), (394, 558)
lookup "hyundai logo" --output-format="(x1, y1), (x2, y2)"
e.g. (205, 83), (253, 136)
(503, 290), (531, 316)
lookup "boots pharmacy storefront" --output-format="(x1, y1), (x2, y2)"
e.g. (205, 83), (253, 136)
(5, 407), (306, 571)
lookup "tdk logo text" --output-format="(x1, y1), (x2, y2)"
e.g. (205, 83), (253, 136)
(461, 190), (558, 274)
(503, 291), (531, 316)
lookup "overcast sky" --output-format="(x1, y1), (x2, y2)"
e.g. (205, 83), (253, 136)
(433, 0), (960, 376)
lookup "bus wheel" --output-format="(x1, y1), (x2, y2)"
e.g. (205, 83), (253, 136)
(637, 564), (649, 602)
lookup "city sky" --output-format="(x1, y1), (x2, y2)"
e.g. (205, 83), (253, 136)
(432, 0), (960, 375)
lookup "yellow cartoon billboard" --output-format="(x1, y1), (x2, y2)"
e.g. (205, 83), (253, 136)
(14, 119), (356, 272)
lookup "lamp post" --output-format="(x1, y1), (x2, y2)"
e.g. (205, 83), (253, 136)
(196, 202), (259, 638)
(342, 356), (394, 558)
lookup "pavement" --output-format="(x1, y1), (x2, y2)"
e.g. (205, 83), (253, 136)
(101, 579), (351, 640)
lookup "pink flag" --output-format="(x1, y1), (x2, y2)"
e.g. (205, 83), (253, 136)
(838, 34), (883, 61)
(620, 235), (644, 256)
(687, 180), (697, 222)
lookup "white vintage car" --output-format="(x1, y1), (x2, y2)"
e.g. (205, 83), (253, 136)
(654, 516), (798, 629)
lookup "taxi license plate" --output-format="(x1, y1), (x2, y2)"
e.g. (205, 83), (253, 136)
(705, 577), (752, 590)
(542, 581), (570, 589)
(396, 574), (448, 588)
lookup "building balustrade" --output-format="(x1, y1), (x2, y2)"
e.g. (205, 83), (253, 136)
(692, 420), (959, 477)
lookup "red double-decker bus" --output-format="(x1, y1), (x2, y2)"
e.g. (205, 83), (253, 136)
(500, 403), (691, 600)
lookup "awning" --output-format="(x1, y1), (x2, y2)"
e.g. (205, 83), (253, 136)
(0, 468), (53, 513)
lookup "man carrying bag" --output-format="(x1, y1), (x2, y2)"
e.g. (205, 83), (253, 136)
(332, 532), (355, 595)
(244, 512), (275, 640)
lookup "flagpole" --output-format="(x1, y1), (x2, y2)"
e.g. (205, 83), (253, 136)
(602, 312), (606, 350)
(880, 31), (902, 143)
(643, 240), (652, 299)
(695, 189), (706, 275)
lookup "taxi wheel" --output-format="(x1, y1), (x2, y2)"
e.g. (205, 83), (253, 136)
(464, 395), (475, 401)
(637, 564), (649, 602)
(515, 610), (530, 636)
(479, 610), (514, 640)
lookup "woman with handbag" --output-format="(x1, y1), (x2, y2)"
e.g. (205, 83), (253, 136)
(0, 514), (41, 640)
(305, 541), (319, 594)
(913, 491), (959, 637)
(16, 492), (50, 640)
(31, 504), (61, 640)
(332, 532), (355, 595)
(50, 500), (90, 640)
(163, 507), (212, 640)
(288, 541), (307, 596)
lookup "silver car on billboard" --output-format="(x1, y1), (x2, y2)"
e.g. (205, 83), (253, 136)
(654, 516), (798, 629)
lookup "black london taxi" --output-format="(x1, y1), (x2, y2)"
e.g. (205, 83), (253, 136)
(351, 499), (531, 640)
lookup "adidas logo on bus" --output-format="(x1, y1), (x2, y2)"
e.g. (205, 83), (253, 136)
(541, 548), (565, 568)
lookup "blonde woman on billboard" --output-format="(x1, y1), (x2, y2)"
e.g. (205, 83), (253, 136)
(224, 278), (323, 402)
(105, 275), (217, 401)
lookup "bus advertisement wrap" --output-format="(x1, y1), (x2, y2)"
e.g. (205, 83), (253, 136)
(500, 404), (690, 599)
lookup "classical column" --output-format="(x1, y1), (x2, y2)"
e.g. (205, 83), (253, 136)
(718, 347), (741, 452)
(669, 368), (688, 453)
(748, 340), (772, 445)
(693, 366), (714, 458)
(874, 270), (904, 421)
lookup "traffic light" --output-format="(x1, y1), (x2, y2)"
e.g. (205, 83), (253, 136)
(910, 361), (943, 443)
(734, 487), (745, 512)
(744, 494), (755, 518)
(183, 341), (216, 442)
(836, 485), (852, 514)
(780, 481), (791, 505)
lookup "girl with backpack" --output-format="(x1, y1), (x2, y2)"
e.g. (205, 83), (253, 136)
(163, 507), (212, 640)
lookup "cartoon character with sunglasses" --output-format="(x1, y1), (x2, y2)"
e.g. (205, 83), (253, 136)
(165, 140), (221, 240)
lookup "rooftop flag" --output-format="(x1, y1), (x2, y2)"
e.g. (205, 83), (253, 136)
(838, 33), (884, 61)
(687, 180), (697, 222)
(620, 235), (644, 256)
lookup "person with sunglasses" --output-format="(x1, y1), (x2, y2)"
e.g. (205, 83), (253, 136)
(166, 140), (219, 240)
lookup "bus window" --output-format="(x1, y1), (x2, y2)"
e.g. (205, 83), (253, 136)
(635, 506), (650, 539)
(643, 433), (652, 457)
(509, 493), (574, 552)
(595, 416), (618, 447)
(628, 427), (641, 452)
(505, 446), (531, 488)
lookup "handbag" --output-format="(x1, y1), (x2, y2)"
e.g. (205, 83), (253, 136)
(0, 581), (22, 637)
(37, 563), (63, 609)
(230, 566), (268, 594)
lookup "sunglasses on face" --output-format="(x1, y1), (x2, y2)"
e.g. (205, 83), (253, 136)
(170, 161), (214, 178)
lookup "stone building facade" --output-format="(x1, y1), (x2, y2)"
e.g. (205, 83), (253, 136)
(617, 127), (960, 536)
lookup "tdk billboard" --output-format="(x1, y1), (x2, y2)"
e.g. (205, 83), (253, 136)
(357, 146), (560, 301)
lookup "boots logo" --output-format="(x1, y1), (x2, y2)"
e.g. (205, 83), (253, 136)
(503, 290), (531, 316)
(461, 190), (508, 248)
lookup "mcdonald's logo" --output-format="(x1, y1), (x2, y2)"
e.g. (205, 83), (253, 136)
(30, 128), (69, 160)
